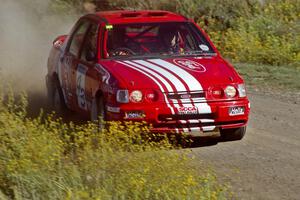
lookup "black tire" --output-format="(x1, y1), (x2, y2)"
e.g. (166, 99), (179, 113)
(90, 96), (106, 129)
(220, 126), (246, 142)
(48, 77), (67, 114)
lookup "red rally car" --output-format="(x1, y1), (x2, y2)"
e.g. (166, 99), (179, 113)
(46, 10), (250, 141)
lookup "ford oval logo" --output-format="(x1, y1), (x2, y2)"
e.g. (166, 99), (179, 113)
(180, 94), (191, 99)
(173, 58), (206, 72)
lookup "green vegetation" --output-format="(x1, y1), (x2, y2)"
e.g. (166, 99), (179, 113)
(206, 0), (300, 67)
(0, 92), (229, 199)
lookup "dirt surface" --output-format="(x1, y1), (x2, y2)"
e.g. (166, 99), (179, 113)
(191, 90), (300, 200)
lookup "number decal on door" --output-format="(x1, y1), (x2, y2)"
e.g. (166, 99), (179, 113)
(76, 64), (88, 110)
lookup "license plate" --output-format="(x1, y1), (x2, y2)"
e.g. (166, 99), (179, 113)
(229, 106), (245, 116)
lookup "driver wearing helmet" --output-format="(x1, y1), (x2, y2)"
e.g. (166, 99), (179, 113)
(160, 26), (184, 54)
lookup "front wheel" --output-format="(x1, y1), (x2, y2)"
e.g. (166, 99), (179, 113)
(220, 126), (246, 142)
(90, 97), (106, 130)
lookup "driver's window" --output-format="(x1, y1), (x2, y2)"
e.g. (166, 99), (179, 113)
(69, 21), (90, 57)
(80, 23), (99, 62)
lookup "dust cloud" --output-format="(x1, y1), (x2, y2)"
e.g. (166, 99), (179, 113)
(0, 0), (76, 116)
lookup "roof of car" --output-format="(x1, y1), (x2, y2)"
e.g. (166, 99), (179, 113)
(91, 10), (188, 24)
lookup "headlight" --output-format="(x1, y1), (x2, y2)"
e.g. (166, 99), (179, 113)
(224, 86), (236, 98)
(130, 90), (143, 103)
(116, 90), (129, 103)
(238, 84), (246, 97)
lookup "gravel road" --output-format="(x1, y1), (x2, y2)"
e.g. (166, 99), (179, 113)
(191, 91), (300, 199)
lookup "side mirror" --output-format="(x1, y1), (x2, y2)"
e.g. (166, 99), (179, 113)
(53, 34), (67, 49)
(86, 51), (96, 62)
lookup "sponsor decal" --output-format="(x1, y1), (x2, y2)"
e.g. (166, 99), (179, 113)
(76, 64), (88, 110)
(180, 94), (191, 99)
(125, 111), (145, 119)
(173, 58), (206, 72)
(177, 106), (198, 115)
(199, 44), (209, 51)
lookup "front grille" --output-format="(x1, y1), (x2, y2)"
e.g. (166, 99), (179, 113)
(166, 91), (205, 100)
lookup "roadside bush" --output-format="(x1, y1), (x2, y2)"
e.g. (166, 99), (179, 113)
(0, 92), (229, 200)
(205, 0), (300, 67)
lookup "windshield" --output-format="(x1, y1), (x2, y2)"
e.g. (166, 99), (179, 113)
(105, 22), (215, 59)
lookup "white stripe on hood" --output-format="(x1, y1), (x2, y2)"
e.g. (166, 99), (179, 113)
(148, 59), (212, 114)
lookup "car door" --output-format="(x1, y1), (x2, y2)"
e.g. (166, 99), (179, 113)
(71, 21), (102, 113)
(60, 20), (90, 109)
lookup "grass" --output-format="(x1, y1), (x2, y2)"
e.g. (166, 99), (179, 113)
(234, 63), (300, 91)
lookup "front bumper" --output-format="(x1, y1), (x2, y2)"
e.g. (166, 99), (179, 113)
(106, 98), (250, 134)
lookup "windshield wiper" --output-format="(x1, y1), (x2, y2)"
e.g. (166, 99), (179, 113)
(163, 51), (217, 58)
(109, 53), (163, 60)
(184, 51), (217, 56)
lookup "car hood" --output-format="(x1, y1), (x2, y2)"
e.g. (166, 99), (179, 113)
(100, 56), (242, 91)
